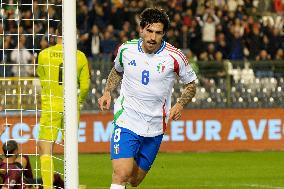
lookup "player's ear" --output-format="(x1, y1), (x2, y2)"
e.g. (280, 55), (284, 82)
(162, 25), (166, 37)
(140, 27), (144, 36)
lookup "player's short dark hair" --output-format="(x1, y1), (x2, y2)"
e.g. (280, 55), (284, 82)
(140, 8), (170, 33)
(57, 21), (62, 36)
(2, 140), (18, 158)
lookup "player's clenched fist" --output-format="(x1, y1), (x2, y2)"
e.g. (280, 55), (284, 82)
(98, 91), (112, 111)
(169, 103), (183, 120)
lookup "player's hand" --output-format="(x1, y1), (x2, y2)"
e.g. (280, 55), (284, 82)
(98, 91), (111, 111)
(169, 103), (183, 120)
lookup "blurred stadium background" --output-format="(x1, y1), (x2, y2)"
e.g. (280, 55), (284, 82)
(1, 0), (284, 110)
(0, 0), (284, 188)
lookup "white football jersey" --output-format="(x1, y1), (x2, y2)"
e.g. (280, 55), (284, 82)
(113, 39), (197, 137)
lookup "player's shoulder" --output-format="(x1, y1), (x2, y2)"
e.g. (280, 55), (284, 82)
(38, 46), (50, 57)
(76, 49), (87, 58)
(120, 38), (140, 49)
(123, 38), (140, 45)
(163, 42), (188, 64)
(163, 42), (184, 55)
(76, 50), (88, 66)
(38, 44), (60, 57)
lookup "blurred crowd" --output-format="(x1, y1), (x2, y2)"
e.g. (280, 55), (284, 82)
(0, 0), (284, 77)
(0, 0), (62, 77)
(77, 0), (284, 64)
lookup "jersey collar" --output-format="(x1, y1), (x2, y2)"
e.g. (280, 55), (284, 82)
(138, 39), (166, 54)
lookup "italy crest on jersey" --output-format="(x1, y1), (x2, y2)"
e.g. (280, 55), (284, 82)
(157, 62), (166, 73)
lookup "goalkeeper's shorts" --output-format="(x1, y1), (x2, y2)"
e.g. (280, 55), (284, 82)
(110, 124), (163, 171)
(38, 111), (64, 141)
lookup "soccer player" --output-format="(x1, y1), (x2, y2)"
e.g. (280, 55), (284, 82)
(0, 140), (35, 189)
(0, 140), (64, 189)
(98, 8), (197, 189)
(37, 22), (90, 189)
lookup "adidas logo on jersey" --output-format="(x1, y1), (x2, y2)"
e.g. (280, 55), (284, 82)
(128, 60), (136, 66)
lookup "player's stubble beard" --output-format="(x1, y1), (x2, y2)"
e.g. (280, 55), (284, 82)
(143, 39), (162, 54)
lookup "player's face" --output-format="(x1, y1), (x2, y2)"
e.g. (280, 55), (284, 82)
(140, 23), (165, 54)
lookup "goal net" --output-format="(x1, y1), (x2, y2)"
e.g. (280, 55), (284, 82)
(0, 0), (76, 188)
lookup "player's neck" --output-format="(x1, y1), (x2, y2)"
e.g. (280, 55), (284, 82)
(3, 157), (16, 163)
(57, 38), (62, 44)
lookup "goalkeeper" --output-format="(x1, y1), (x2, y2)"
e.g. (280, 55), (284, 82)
(37, 22), (90, 189)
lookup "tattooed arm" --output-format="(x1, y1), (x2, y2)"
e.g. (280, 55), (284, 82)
(104, 67), (123, 93)
(169, 81), (196, 120)
(98, 67), (123, 110)
(177, 81), (196, 107)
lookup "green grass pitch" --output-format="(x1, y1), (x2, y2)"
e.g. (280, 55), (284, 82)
(32, 151), (284, 189)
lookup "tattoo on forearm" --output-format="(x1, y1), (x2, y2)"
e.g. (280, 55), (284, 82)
(104, 67), (123, 93)
(177, 81), (196, 107)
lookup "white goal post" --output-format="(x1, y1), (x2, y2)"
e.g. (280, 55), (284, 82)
(63, 0), (78, 188)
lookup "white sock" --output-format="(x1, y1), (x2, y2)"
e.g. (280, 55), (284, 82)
(110, 184), (125, 189)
